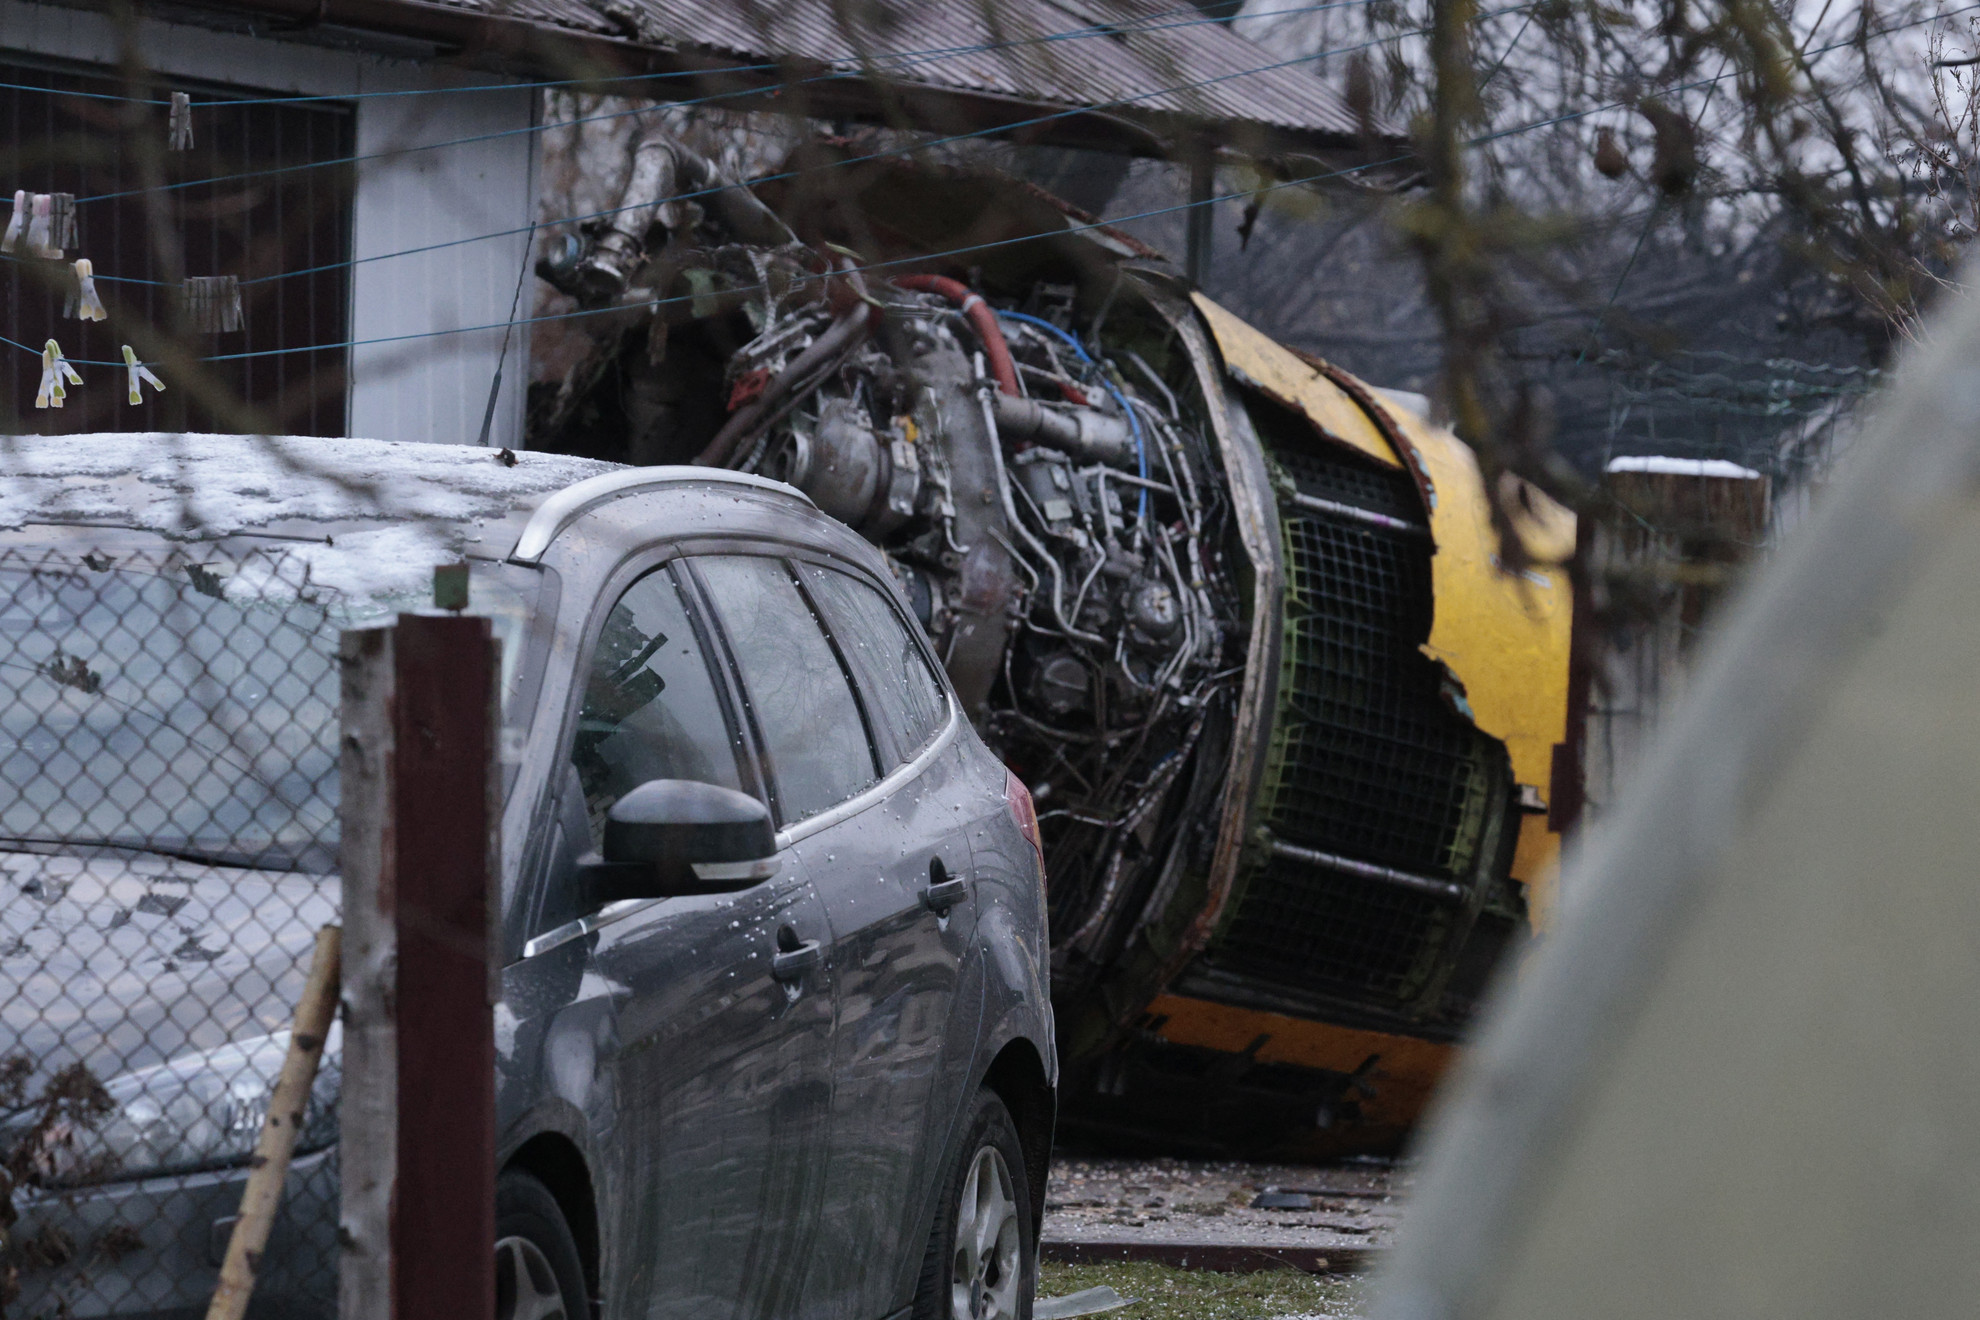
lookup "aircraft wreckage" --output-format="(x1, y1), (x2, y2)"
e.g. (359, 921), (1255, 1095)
(530, 132), (1575, 1154)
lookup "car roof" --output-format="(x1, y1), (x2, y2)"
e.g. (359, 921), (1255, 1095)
(0, 432), (622, 542)
(0, 432), (818, 554)
(510, 465), (815, 564)
(0, 433), (831, 605)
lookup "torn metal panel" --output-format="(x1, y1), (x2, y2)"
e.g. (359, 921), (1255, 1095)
(1287, 370), (1574, 919)
(1368, 393), (1576, 828)
(1189, 293), (1402, 471)
(1155, 284), (1281, 954)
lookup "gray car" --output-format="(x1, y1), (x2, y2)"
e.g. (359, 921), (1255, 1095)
(0, 434), (1055, 1320)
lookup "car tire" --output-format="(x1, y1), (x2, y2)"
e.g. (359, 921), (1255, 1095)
(911, 1087), (1036, 1320)
(496, 1168), (588, 1320)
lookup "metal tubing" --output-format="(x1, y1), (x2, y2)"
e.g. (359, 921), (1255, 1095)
(1266, 836), (1465, 903)
(1287, 489), (1431, 537)
(978, 378), (1109, 646)
(1104, 468), (1180, 496)
(992, 391), (1139, 468)
(894, 274), (1021, 396)
(694, 305), (869, 467)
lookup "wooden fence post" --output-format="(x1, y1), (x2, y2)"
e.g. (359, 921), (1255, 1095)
(338, 626), (396, 1320)
(339, 613), (499, 1320)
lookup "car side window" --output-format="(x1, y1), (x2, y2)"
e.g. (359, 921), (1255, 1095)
(569, 564), (746, 841)
(695, 555), (880, 823)
(798, 563), (949, 766)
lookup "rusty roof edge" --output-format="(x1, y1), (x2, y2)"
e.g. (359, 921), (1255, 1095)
(120, 0), (1406, 161)
(55, 0), (659, 76)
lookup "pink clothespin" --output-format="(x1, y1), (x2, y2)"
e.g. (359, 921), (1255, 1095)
(123, 345), (164, 404)
(36, 340), (82, 409)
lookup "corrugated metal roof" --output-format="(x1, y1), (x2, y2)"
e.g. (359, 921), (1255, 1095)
(420, 0), (1382, 151)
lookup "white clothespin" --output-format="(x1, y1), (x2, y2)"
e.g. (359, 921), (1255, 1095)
(122, 345), (164, 405)
(25, 194), (58, 260)
(36, 340), (82, 409)
(168, 93), (193, 151)
(1, 190), (24, 255)
(69, 259), (107, 321)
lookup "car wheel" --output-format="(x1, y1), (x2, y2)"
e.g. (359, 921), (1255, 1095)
(495, 1168), (588, 1320)
(912, 1088), (1035, 1320)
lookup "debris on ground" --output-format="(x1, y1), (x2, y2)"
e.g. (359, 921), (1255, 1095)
(1043, 1154), (1406, 1254)
(1038, 1261), (1365, 1320)
(1035, 1284), (1134, 1319)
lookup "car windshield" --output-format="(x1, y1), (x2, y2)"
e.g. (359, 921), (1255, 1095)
(0, 541), (538, 874)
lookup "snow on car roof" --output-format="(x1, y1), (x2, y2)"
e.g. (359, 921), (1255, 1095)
(0, 432), (620, 536)
(0, 433), (624, 604)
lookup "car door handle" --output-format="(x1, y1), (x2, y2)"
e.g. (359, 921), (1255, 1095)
(771, 938), (822, 981)
(922, 877), (970, 914)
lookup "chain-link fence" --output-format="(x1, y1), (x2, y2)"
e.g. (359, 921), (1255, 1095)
(0, 543), (342, 1320)
(1558, 351), (1886, 821)
(1594, 349), (1882, 522)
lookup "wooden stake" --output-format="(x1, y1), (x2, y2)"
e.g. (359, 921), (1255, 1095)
(204, 924), (342, 1320)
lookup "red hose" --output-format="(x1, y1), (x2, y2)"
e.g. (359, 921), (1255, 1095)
(891, 274), (1020, 397)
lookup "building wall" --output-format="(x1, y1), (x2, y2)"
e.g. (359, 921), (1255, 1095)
(3, 0), (535, 449)
(347, 73), (535, 450)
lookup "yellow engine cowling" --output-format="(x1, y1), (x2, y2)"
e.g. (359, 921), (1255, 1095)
(1104, 295), (1575, 1150)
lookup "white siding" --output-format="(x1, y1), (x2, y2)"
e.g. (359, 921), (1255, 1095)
(2, 0), (535, 449)
(347, 85), (535, 449)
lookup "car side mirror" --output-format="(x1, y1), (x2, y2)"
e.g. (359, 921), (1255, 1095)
(581, 779), (779, 903)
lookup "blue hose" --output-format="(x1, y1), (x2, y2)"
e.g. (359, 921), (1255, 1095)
(994, 310), (1151, 522)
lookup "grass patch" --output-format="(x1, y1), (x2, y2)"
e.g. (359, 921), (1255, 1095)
(1038, 1260), (1366, 1320)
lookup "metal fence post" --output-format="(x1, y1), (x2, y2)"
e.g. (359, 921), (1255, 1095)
(339, 613), (499, 1320)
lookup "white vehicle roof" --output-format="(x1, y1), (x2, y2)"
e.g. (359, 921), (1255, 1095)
(0, 432), (620, 538)
(0, 433), (821, 603)
(0, 432), (622, 603)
